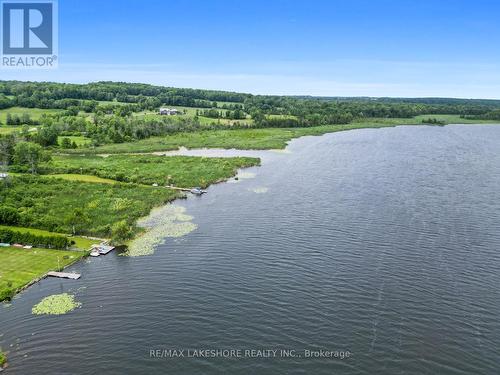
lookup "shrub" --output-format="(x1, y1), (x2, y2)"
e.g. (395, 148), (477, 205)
(111, 220), (134, 242)
(0, 228), (69, 249)
(0, 205), (20, 225)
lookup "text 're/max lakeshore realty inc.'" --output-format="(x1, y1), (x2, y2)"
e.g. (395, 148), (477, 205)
(149, 348), (352, 360)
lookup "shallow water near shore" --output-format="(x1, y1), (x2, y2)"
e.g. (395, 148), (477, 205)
(1, 124), (500, 374)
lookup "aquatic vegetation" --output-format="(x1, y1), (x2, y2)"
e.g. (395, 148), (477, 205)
(250, 187), (269, 194)
(0, 350), (5, 367)
(125, 205), (197, 257)
(32, 293), (81, 315)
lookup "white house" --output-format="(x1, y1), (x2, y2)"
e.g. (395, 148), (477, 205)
(159, 108), (178, 115)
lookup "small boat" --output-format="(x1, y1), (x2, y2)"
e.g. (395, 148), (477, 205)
(90, 249), (100, 257)
(190, 187), (206, 195)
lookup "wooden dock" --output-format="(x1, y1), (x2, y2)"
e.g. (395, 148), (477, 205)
(91, 244), (115, 255)
(47, 271), (81, 280)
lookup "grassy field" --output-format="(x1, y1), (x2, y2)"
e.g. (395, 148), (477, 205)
(0, 107), (62, 123)
(44, 173), (120, 184)
(133, 107), (252, 126)
(411, 114), (498, 124)
(70, 115), (498, 154)
(0, 125), (22, 134)
(1, 175), (181, 237)
(215, 100), (244, 107)
(0, 225), (100, 250)
(0, 246), (84, 301)
(198, 116), (252, 126)
(97, 100), (129, 106)
(45, 154), (260, 187)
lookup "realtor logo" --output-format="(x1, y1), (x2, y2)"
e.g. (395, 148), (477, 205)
(1, 0), (58, 68)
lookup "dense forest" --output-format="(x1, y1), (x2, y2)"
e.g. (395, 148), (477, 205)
(2, 80), (500, 118)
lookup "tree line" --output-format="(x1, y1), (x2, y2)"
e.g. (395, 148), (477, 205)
(2, 80), (500, 158)
(0, 227), (69, 249)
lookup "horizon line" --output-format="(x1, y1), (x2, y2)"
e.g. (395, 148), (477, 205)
(2, 79), (500, 102)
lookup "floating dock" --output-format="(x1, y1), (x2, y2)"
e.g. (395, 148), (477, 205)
(46, 271), (81, 280)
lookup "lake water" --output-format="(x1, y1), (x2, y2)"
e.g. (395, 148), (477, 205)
(2, 125), (500, 374)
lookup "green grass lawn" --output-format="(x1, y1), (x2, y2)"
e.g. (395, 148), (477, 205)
(0, 246), (84, 301)
(0, 225), (101, 250)
(45, 154), (260, 187)
(0, 107), (62, 123)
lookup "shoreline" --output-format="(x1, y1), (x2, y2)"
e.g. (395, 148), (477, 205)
(64, 120), (500, 156)
(3, 122), (498, 302)
(0, 248), (87, 302)
(1, 162), (259, 301)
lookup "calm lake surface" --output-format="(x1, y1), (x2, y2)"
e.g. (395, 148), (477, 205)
(1, 125), (500, 374)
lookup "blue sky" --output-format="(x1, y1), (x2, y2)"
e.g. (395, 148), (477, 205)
(5, 0), (500, 98)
